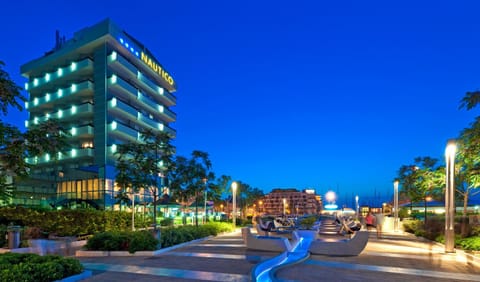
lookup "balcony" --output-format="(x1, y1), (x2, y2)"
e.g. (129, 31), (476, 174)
(26, 58), (94, 93)
(70, 125), (94, 139)
(26, 148), (94, 165)
(108, 75), (138, 103)
(107, 97), (138, 122)
(29, 103), (94, 126)
(27, 81), (94, 113)
(138, 92), (176, 123)
(108, 121), (138, 142)
(108, 52), (137, 82)
(137, 74), (176, 107)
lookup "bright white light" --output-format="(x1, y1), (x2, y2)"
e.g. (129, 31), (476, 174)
(25, 83), (29, 90)
(71, 84), (77, 92)
(325, 191), (336, 202)
(46, 93), (50, 101)
(71, 105), (77, 114)
(33, 98), (39, 106)
(58, 68), (63, 76)
(45, 73), (50, 82)
(58, 89), (63, 97)
(231, 181), (237, 192)
(33, 78), (38, 86)
(111, 75), (117, 83)
(111, 97), (117, 107)
(71, 149), (77, 157)
(158, 105), (164, 113)
(111, 121), (117, 130)
(158, 123), (164, 130)
(71, 62), (77, 71)
(111, 144), (117, 152)
(445, 141), (457, 158)
(71, 127), (77, 135)
(158, 87), (164, 95)
(58, 110), (63, 118)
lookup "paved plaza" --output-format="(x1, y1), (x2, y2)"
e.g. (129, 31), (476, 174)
(77, 229), (480, 281)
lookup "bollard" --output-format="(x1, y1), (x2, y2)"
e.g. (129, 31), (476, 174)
(7, 226), (21, 249)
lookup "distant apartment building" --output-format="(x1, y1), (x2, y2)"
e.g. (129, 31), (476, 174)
(260, 188), (322, 215)
(17, 19), (176, 210)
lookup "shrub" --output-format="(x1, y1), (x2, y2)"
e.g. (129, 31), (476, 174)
(160, 218), (174, 226)
(0, 253), (83, 282)
(85, 230), (158, 253)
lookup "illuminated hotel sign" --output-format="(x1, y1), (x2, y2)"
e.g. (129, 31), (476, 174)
(140, 52), (175, 87)
(117, 37), (175, 89)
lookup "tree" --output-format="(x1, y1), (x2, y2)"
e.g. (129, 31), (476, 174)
(169, 150), (213, 226)
(0, 60), (25, 115)
(0, 61), (25, 202)
(459, 91), (480, 111)
(396, 157), (444, 215)
(115, 129), (175, 230)
(456, 118), (480, 236)
(24, 119), (70, 193)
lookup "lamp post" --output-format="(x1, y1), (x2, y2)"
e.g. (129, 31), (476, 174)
(232, 182), (237, 230)
(394, 180), (399, 232)
(131, 190), (136, 231)
(445, 139), (456, 253)
(203, 178), (207, 223)
(355, 195), (359, 217)
(283, 198), (286, 215)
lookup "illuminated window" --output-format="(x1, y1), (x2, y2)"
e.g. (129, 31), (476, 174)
(46, 93), (51, 101)
(33, 78), (38, 86)
(33, 97), (39, 106)
(71, 105), (77, 114)
(81, 142), (93, 148)
(70, 62), (77, 71)
(57, 68), (63, 76)
(58, 110), (63, 118)
(45, 73), (50, 82)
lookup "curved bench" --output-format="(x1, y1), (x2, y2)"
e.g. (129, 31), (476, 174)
(241, 227), (292, 252)
(309, 231), (369, 256)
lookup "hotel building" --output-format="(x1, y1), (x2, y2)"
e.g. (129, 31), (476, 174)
(260, 188), (322, 215)
(18, 19), (176, 209)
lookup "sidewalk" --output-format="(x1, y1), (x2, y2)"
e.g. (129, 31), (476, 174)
(77, 230), (480, 281)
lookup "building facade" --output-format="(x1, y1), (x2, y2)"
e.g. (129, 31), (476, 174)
(18, 19), (176, 210)
(260, 188), (322, 215)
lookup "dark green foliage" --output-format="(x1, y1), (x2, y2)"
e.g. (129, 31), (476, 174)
(160, 222), (233, 248)
(0, 253), (83, 282)
(0, 207), (150, 236)
(85, 230), (158, 253)
(160, 217), (174, 226)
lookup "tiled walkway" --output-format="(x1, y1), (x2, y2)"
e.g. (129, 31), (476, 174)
(78, 230), (480, 281)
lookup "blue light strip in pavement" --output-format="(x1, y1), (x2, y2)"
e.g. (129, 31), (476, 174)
(82, 262), (249, 282)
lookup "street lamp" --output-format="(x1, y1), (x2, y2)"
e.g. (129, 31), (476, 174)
(232, 181), (237, 230)
(445, 139), (456, 253)
(394, 180), (399, 232)
(355, 195), (359, 217)
(283, 198), (286, 215)
(203, 178), (207, 223)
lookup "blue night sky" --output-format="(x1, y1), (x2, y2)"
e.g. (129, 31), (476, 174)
(1, 1), (479, 207)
